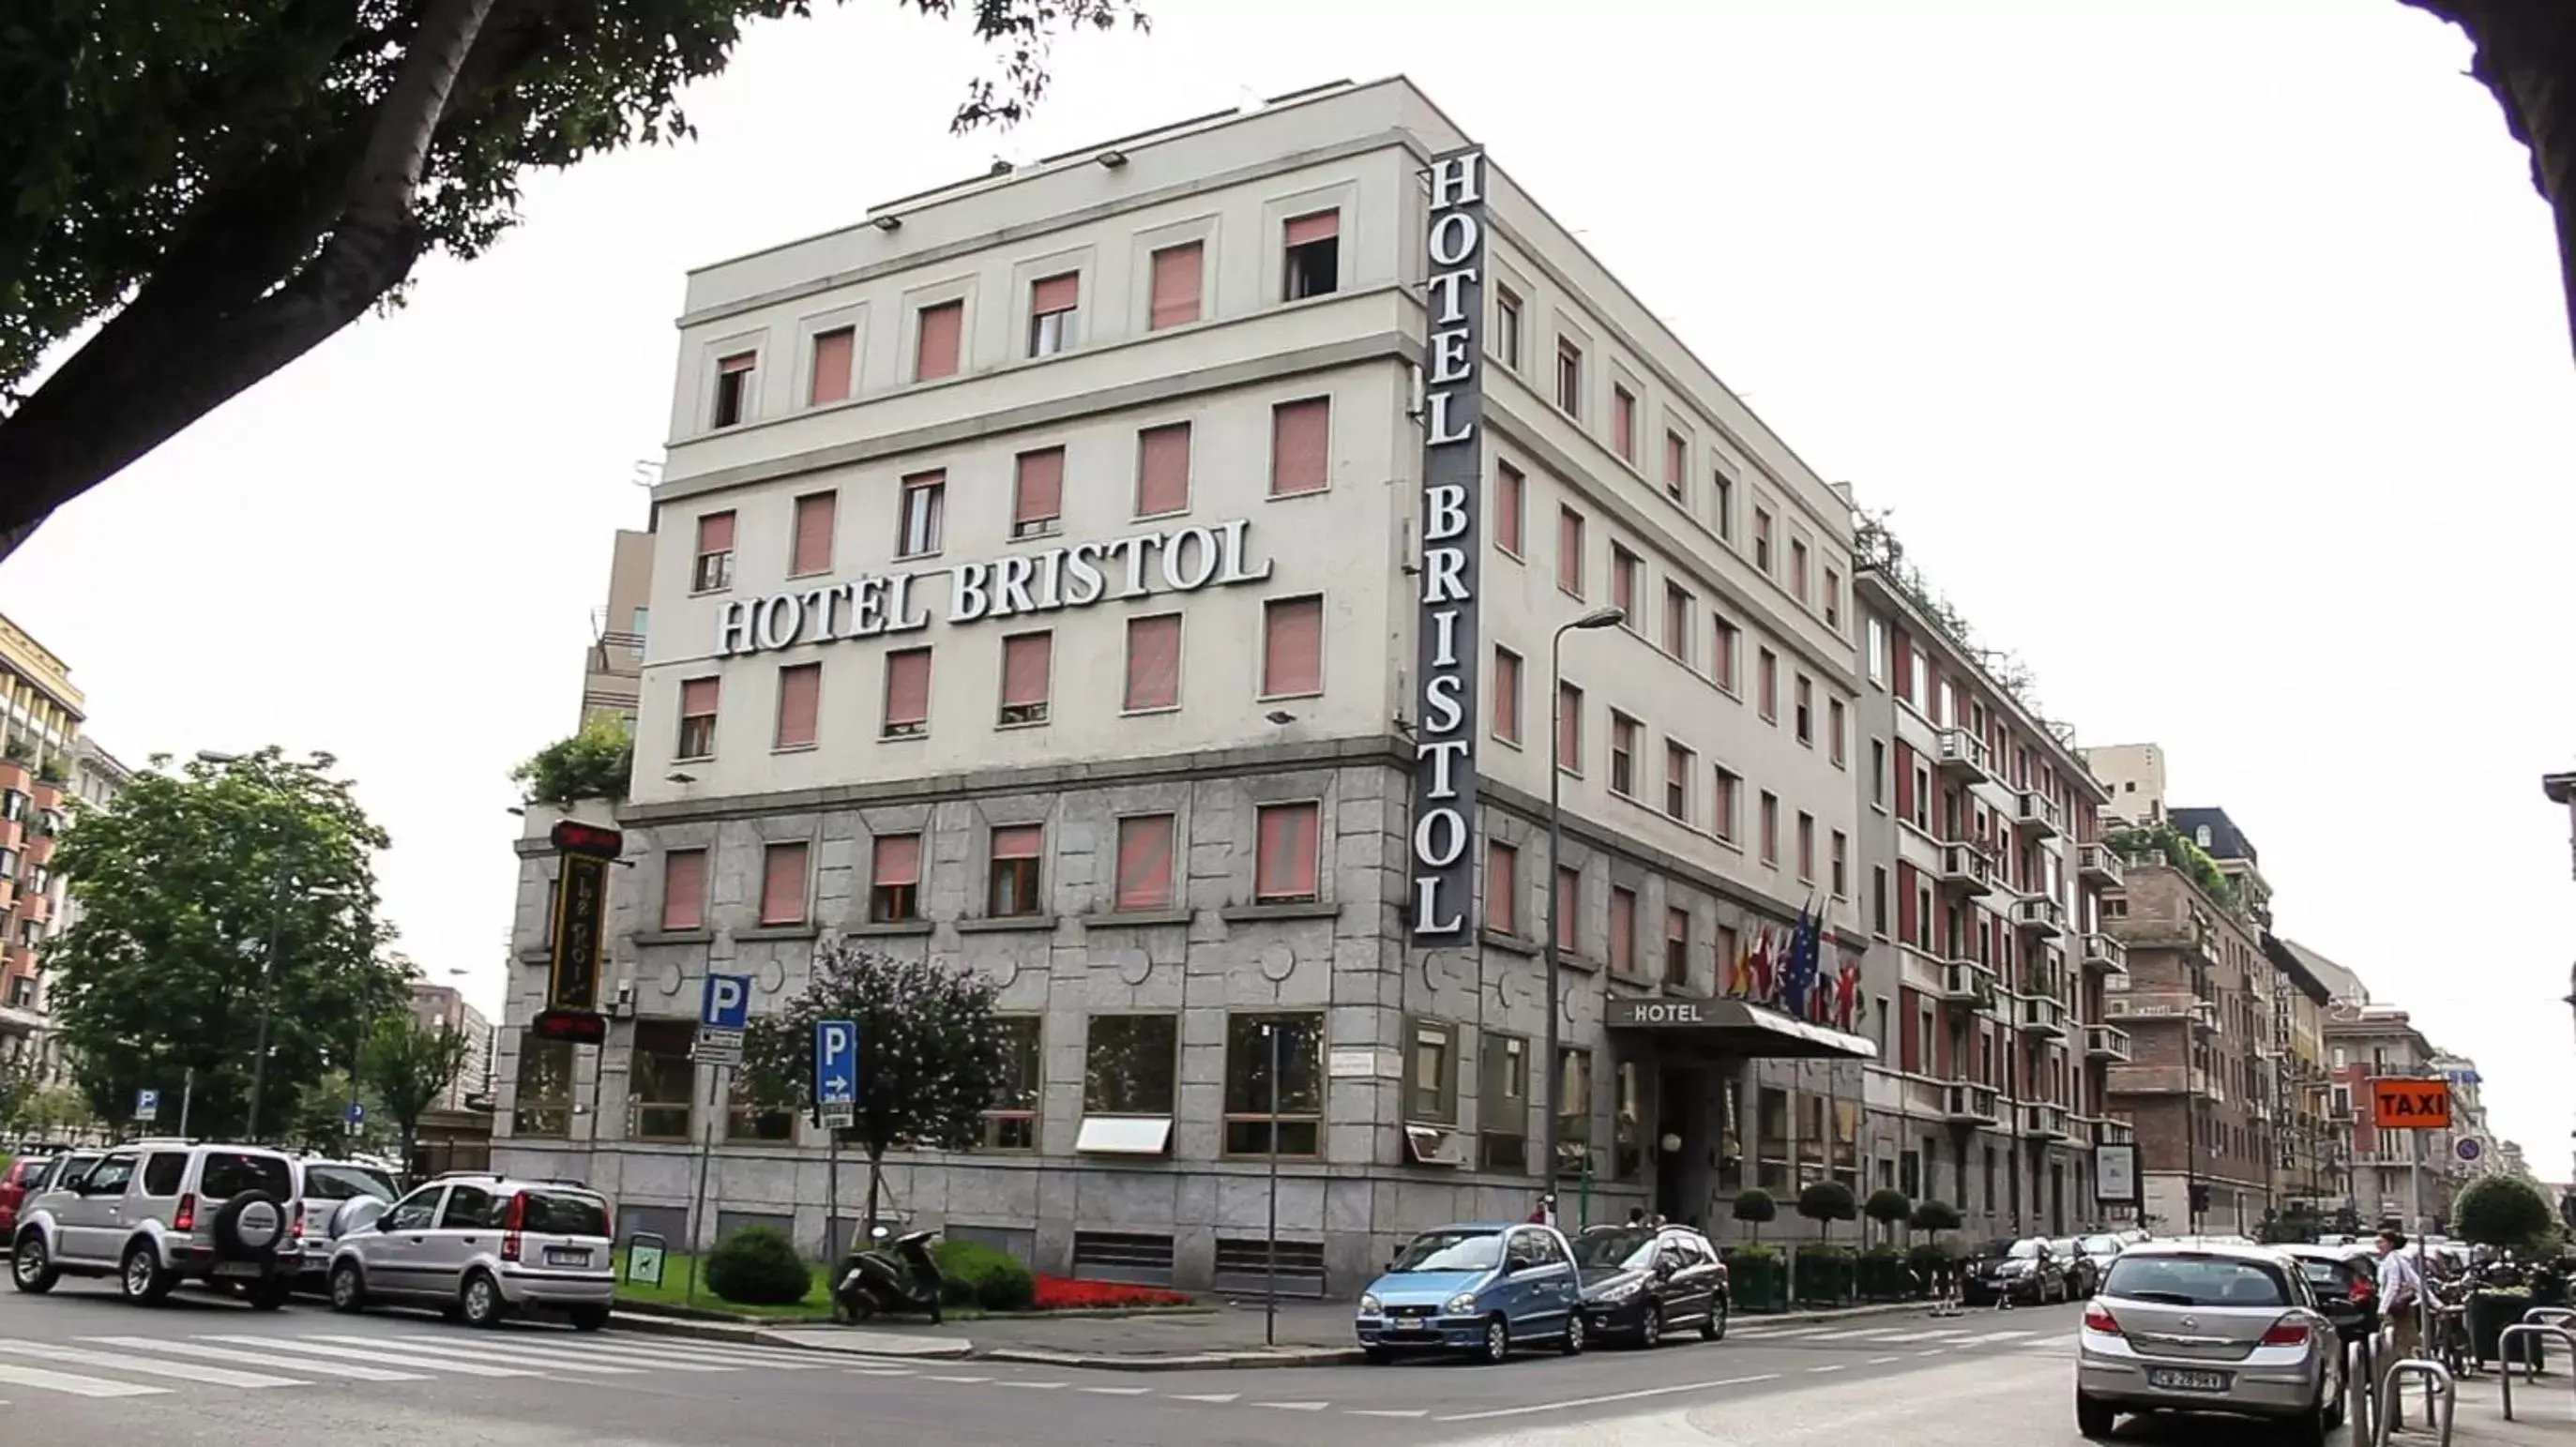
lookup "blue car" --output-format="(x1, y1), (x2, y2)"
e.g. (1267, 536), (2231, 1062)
(1355, 1221), (1586, 1364)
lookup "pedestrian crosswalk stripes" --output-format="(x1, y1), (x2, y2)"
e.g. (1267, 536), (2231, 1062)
(0, 1359), (171, 1398)
(298, 1334), (647, 1376)
(194, 1334), (546, 1378)
(0, 1339), (308, 1389)
(82, 1336), (429, 1381)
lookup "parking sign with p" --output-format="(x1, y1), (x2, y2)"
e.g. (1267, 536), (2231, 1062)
(701, 973), (753, 1030)
(814, 1019), (858, 1119)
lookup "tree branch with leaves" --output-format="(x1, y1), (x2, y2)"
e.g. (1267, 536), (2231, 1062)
(362, 1009), (476, 1179)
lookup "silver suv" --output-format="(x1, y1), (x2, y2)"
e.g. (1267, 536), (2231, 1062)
(326, 1170), (614, 1330)
(9, 1139), (303, 1308)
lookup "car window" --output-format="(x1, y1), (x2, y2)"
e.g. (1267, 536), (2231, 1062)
(1505, 1232), (1543, 1271)
(440, 1184), (495, 1229)
(2051, 1239), (2080, 1258)
(1388, 1229), (1503, 1273)
(2104, 1255), (2292, 1307)
(82, 1153), (138, 1196)
(385, 1186), (444, 1232)
(195, 1152), (292, 1201)
(2008, 1238), (2043, 1259)
(140, 1153), (187, 1196)
(46, 1153), (98, 1191)
(1570, 1228), (1658, 1270)
(1525, 1231), (1568, 1268)
(301, 1164), (398, 1202)
(517, 1190), (611, 1238)
(2081, 1235), (2121, 1255)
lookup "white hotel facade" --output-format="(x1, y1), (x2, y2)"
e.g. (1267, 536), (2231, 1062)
(492, 78), (1880, 1293)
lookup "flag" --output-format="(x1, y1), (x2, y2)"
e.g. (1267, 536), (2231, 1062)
(1781, 901), (1820, 1018)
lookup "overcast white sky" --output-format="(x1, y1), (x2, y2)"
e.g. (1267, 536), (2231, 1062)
(8, 1), (2571, 1172)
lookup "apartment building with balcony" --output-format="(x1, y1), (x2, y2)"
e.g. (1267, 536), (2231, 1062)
(581, 529), (656, 728)
(2325, 1004), (2447, 1230)
(0, 614), (90, 1089)
(491, 79), (1877, 1290)
(1846, 534), (2116, 1240)
(2262, 935), (2341, 1213)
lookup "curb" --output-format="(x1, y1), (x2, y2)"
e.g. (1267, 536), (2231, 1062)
(979, 1345), (1366, 1372)
(611, 1310), (976, 1359)
(1737, 1299), (1929, 1328)
(609, 1311), (774, 1344)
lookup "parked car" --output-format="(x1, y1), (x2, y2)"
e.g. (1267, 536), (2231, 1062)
(326, 1170), (615, 1329)
(2076, 1233), (2127, 1290)
(2075, 1241), (2357, 1445)
(1570, 1222), (1729, 1348)
(287, 1157), (400, 1292)
(2277, 1243), (2384, 1349)
(1962, 1237), (2070, 1306)
(2053, 1238), (2099, 1297)
(0, 1153), (64, 1245)
(9, 1139), (303, 1307)
(1355, 1221), (1585, 1364)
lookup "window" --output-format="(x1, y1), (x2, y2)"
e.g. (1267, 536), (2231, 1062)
(898, 471), (945, 557)
(1478, 1032), (1528, 1171)
(1795, 674), (1813, 746)
(1664, 908), (1690, 987)
(1757, 650), (1778, 721)
(1492, 646), (1523, 745)
(1485, 840), (1518, 934)
(142, 1151), (186, 1197)
(441, 1183), (495, 1229)
(1493, 287), (1523, 369)
(1494, 460), (1524, 557)
(692, 511), (735, 592)
(1611, 545), (1642, 620)
(1871, 739), (1887, 806)
(882, 647), (931, 738)
(1028, 272), (1079, 356)
(1609, 886), (1636, 973)
(1270, 398), (1330, 495)
(1790, 538), (1810, 599)
(1713, 466), (1735, 540)
(1754, 508), (1773, 573)
(1282, 211), (1339, 300)
(1796, 812), (1815, 882)
(1136, 422), (1190, 517)
(789, 491), (836, 577)
(1712, 767), (1739, 842)
(1867, 618), (1888, 685)
(1871, 867), (1889, 935)
(1828, 699), (1847, 766)
(760, 842), (810, 927)
(1664, 741), (1692, 821)
(1406, 1017), (1459, 1123)
(989, 825), (1044, 916)
(1663, 584), (1691, 657)
(1760, 791), (1780, 866)
(1114, 815), (1175, 912)
(676, 677), (719, 759)
(1554, 867), (1580, 952)
(711, 352), (755, 429)
(1612, 385), (1637, 463)
(1664, 431), (1689, 502)
(629, 1020), (694, 1140)
(1555, 682), (1583, 773)
(870, 834), (921, 923)
(1609, 714), (1638, 796)
(1260, 595), (1324, 698)
(1555, 339), (1583, 415)
(1122, 614), (1181, 712)
(1556, 507), (1586, 595)
(915, 299), (963, 380)
(1147, 242), (1203, 330)
(997, 631), (1053, 726)
(1713, 615), (1738, 691)
(1012, 447), (1064, 538)
(774, 662), (821, 750)
(808, 327), (854, 407)
(661, 850), (706, 931)
(727, 1073), (796, 1141)
(1253, 802), (1322, 903)
(512, 1036), (572, 1137)
(1831, 831), (1848, 897)
(1083, 1014), (1178, 1116)
(1223, 1013), (1324, 1155)
(1824, 568), (1841, 628)
(1553, 1048), (1592, 1175)
(981, 1017), (1041, 1150)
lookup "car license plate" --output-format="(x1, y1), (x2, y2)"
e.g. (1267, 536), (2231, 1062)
(544, 1247), (591, 1268)
(1390, 1318), (1427, 1332)
(2146, 1368), (2231, 1393)
(213, 1261), (263, 1279)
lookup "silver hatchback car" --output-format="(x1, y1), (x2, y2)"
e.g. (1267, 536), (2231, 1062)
(2076, 1242), (2356, 1446)
(325, 1171), (615, 1330)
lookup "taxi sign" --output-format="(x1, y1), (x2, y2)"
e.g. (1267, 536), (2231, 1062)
(2370, 1078), (2452, 1131)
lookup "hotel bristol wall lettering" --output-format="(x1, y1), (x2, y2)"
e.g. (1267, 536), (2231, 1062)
(713, 519), (1272, 656)
(1409, 146), (1489, 941)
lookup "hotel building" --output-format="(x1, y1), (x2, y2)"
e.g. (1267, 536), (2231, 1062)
(489, 78), (1880, 1291)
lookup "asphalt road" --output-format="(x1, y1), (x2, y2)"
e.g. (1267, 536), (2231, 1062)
(0, 1287), (2360, 1446)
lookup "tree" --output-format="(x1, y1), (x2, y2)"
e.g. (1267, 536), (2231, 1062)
(1864, 1188), (1914, 1247)
(1797, 1180), (1857, 1243)
(1909, 1198), (1962, 1239)
(0, 0), (1149, 557)
(44, 748), (406, 1139)
(2455, 1173), (2557, 1254)
(1731, 1187), (1777, 1247)
(0, 1051), (41, 1134)
(511, 715), (635, 806)
(737, 943), (1006, 1230)
(361, 1010), (475, 1177)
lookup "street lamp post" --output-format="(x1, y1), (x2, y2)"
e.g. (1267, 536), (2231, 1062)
(1541, 606), (1626, 1204)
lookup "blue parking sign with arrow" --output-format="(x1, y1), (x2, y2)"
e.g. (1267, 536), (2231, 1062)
(814, 1019), (858, 1111)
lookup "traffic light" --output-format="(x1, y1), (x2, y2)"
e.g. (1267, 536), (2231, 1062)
(2190, 1183), (2212, 1214)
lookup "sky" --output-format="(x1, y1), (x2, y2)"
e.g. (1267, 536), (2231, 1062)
(7, 1), (2572, 1171)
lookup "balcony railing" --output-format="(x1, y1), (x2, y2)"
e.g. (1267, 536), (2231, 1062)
(1934, 728), (1991, 782)
(2023, 1102), (2072, 1138)
(2080, 931), (2128, 974)
(2013, 895), (2067, 938)
(2077, 842), (2126, 888)
(2015, 790), (2062, 838)
(1936, 841), (1994, 896)
(2090, 1117), (2137, 1147)
(1944, 1081), (2001, 1123)
(2084, 1024), (2133, 1062)
(1940, 958), (2000, 1010)
(2021, 994), (2068, 1038)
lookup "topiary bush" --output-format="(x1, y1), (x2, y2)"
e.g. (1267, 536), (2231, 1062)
(703, 1226), (815, 1306)
(2456, 1175), (2557, 1254)
(1796, 1180), (1857, 1242)
(932, 1237), (1036, 1312)
(1864, 1188), (1913, 1245)
(1910, 1198), (1962, 1233)
(1732, 1187), (1777, 1245)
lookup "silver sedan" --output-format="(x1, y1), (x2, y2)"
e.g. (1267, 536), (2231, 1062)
(2075, 1242), (2356, 1447)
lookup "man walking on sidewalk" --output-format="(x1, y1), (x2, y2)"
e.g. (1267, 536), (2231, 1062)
(2375, 1228), (2426, 1407)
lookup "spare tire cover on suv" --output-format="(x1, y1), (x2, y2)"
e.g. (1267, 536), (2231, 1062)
(213, 1192), (287, 1259)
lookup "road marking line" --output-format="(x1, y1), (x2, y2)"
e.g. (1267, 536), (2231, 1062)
(1873, 1330), (1966, 1343)
(82, 1337), (424, 1382)
(1952, 1330), (2038, 1345)
(1079, 1385), (1152, 1395)
(1347, 1408), (1429, 1418)
(594, 1338), (838, 1368)
(456, 1341), (746, 1372)
(1168, 1392), (1240, 1403)
(1435, 1372), (1783, 1423)
(0, 1340), (307, 1389)
(197, 1335), (544, 1379)
(0, 1362), (169, 1398)
(1868, 1355), (1903, 1364)
(300, 1334), (643, 1376)
(1257, 1401), (1328, 1410)
(1916, 1349), (1947, 1357)
(847, 1367), (918, 1377)
(996, 1380), (1066, 1390)
(1749, 1326), (1833, 1338)
(1809, 1364), (1849, 1374)
(1807, 1328), (1901, 1341)
(924, 1374), (990, 1383)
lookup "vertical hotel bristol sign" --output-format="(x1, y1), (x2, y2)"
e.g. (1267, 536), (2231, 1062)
(1410, 147), (1489, 941)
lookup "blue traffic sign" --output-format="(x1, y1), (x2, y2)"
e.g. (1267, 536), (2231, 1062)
(2456, 1137), (2483, 1163)
(133, 1088), (159, 1122)
(700, 972), (753, 1030)
(345, 1100), (367, 1126)
(814, 1019), (858, 1108)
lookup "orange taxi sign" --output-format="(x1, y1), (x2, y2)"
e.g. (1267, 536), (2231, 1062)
(2369, 1078), (2452, 1130)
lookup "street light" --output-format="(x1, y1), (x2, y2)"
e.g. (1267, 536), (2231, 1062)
(1541, 605), (1626, 1207)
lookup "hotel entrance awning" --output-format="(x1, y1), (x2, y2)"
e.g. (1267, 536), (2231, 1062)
(1605, 997), (1877, 1062)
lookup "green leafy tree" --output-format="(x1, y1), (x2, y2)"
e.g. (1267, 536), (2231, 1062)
(511, 716), (635, 806)
(44, 748), (406, 1139)
(2455, 1173), (2557, 1254)
(0, 1051), (42, 1134)
(0, 0), (1147, 557)
(287, 1070), (396, 1156)
(1864, 1187), (1913, 1246)
(738, 944), (1005, 1231)
(362, 1010), (475, 1178)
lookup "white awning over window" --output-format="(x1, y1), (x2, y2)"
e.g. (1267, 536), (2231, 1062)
(1075, 1115), (1173, 1155)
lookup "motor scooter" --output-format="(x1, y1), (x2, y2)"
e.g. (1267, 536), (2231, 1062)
(834, 1226), (946, 1324)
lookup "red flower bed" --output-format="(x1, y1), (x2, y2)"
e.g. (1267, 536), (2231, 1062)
(1033, 1274), (1193, 1311)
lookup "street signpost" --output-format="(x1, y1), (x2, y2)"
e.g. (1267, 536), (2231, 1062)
(132, 1088), (159, 1124)
(2456, 1137), (2483, 1165)
(626, 1231), (668, 1288)
(2371, 1076), (2453, 1368)
(814, 1019), (857, 1260)
(345, 1100), (366, 1126)
(685, 972), (755, 1305)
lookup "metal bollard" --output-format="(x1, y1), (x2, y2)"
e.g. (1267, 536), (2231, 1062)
(2526, 1306), (2576, 1331)
(2374, 1357), (2452, 1447)
(2498, 1323), (2576, 1421)
(2349, 1338), (2374, 1441)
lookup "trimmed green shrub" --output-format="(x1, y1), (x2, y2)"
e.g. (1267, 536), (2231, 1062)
(1732, 1187), (1777, 1244)
(1909, 1198), (1962, 1232)
(703, 1227), (814, 1306)
(1796, 1181), (1857, 1240)
(932, 1237), (1036, 1312)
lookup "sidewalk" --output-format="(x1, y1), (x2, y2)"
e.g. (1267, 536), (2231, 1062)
(2418, 1367), (2575, 1447)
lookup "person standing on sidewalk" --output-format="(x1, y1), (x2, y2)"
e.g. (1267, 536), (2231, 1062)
(2374, 1228), (2426, 1396)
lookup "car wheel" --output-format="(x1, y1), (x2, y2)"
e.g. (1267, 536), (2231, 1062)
(9, 1233), (56, 1293)
(120, 1243), (173, 1304)
(1561, 1311), (1586, 1356)
(328, 1260), (369, 1315)
(2074, 1391), (2116, 1439)
(1702, 1293), (1728, 1342)
(568, 1304), (610, 1333)
(1638, 1307), (1662, 1349)
(1475, 1314), (1510, 1364)
(459, 1270), (508, 1329)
